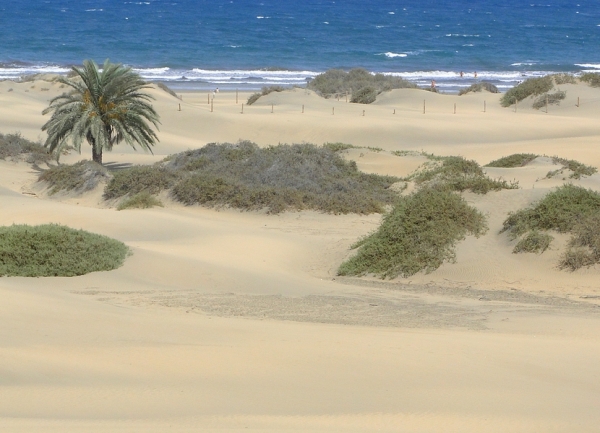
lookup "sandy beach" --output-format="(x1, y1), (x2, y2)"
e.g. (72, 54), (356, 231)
(1, 77), (600, 432)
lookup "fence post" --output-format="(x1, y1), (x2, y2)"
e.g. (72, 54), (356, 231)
(178, 103), (181, 111)
(302, 104), (304, 113)
(241, 103), (244, 114)
(423, 100), (426, 114)
(332, 107), (334, 115)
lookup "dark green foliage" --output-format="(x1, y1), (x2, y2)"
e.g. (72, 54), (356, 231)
(246, 86), (286, 105)
(550, 157), (597, 179)
(117, 191), (164, 210)
(307, 68), (416, 103)
(0, 133), (51, 164)
(322, 142), (358, 152)
(513, 230), (553, 254)
(559, 213), (600, 270)
(337, 186), (488, 278)
(38, 160), (110, 195)
(103, 165), (180, 200)
(500, 76), (554, 107)
(406, 155), (519, 194)
(350, 86), (378, 104)
(167, 141), (399, 214)
(501, 184), (600, 240)
(580, 72), (600, 87)
(552, 73), (576, 85)
(0, 224), (129, 277)
(532, 91), (566, 110)
(42, 59), (160, 164)
(485, 154), (539, 168)
(154, 82), (179, 98)
(458, 82), (499, 95)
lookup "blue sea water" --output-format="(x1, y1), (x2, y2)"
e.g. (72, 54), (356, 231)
(1, 0), (599, 92)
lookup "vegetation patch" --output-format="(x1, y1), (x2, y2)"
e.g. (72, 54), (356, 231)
(500, 76), (554, 107)
(322, 142), (359, 152)
(246, 85), (286, 105)
(337, 186), (488, 278)
(0, 133), (51, 165)
(458, 82), (499, 95)
(404, 155), (518, 194)
(0, 224), (129, 277)
(38, 160), (110, 195)
(552, 73), (577, 85)
(532, 91), (566, 110)
(546, 157), (597, 179)
(307, 68), (416, 103)
(166, 141), (399, 214)
(485, 153), (539, 168)
(117, 191), (164, 210)
(103, 165), (180, 200)
(580, 72), (600, 87)
(512, 230), (553, 254)
(559, 213), (600, 270)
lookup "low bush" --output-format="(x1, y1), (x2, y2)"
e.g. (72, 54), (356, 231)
(559, 213), (600, 270)
(405, 155), (519, 194)
(117, 191), (164, 210)
(552, 73), (576, 85)
(532, 91), (566, 110)
(0, 223), (129, 277)
(307, 68), (416, 103)
(458, 82), (499, 95)
(38, 160), (110, 195)
(547, 157), (597, 179)
(0, 132), (51, 164)
(246, 85), (286, 105)
(512, 230), (553, 254)
(500, 76), (554, 107)
(485, 153), (539, 168)
(103, 165), (180, 200)
(322, 142), (358, 152)
(166, 141), (399, 214)
(337, 186), (488, 278)
(580, 72), (600, 87)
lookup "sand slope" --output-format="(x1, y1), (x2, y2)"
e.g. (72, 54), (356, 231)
(1, 78), (600, 432)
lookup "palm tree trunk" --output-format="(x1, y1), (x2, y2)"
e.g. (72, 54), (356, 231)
(91, 141), (102, 164)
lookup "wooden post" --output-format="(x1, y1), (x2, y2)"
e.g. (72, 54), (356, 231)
(393, 109), (395, 114)
(362, 110), (365, 116)
(302, 104), (304, 113)
(577, 96), (580, 107)
(241, 103), (244, 114)
(236, 89), (238, 104)
(332, 107), (334, 115)
(210, 99), (213, 112)
(345, 92), (348, 103)
(178, 103), (181, 111)
(271, 104), (274, 113)
(423, 100), (426, 114)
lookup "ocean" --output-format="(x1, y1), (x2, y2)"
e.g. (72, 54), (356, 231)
(1, 0), (599, 93)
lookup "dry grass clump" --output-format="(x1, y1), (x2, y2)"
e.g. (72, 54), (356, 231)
(580, 72), (600, 87)
(501, 184), (600, 269)
(38, 160), (110, 195)
(405, 155), (518, 194)
(547, 157), (597, 179)
(322, 142), (358, 152)
(337, 186), (488, 278)
(485, 153), (539, 168)
(307, 68), (416, 103)
(458, 82), (499, 95)
(0, 132), (51, 164)
(532, 90), (566, 110)
(117, 191), (164, 210)
(512, 230), (553, 254)
(167, 141), (399, 214)
(103, 165), (180, 200)
(552, 73), (577, 85)
(500, 76), (554, 107)
(246, 86), (286, 105)
(0, 223), (129, 277)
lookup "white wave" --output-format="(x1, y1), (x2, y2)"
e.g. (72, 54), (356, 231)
(132, 67), (171, 75)
(85, 9), (104, 12)
(379, 52), (407, 58)
(575, 63), (600, 69)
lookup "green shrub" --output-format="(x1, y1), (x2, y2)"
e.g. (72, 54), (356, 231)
(246, 85), (286, 105)
(552, 73), (576, 85)
(167, 141), (399, 214)
(532, 91), (566, 110)
(350, 86), (378, 104)
(501, 184), (600, 240)
(458, 82), (499, 95)
(103, 165), (180, 200)
(500, 76), (554, 107)
(546, 157), (597, 179)
(406, 155), (519, 194)
(117, 191), (164, 210)
(485, 153), (539, 168)
(307, 68), (416, 103)
(513, 230), (553, 254)
(559, 213), (600, 270)
(38, 160), (110, 195)
(0, 132), (51, 164)
(0, 224), (129, 277)
(580, 72), (600, 87)
(323, 142), (358, 152)
(337, 186), (488, 278)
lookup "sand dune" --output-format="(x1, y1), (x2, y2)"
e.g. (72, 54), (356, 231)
(1, 77), (600, 432)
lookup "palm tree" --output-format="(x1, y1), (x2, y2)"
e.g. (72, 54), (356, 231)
(42, 59), (160, 164)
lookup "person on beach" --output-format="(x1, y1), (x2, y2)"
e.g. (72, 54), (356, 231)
(460, 71), (464, 78)
(474, 71), (478, 79)
(431, 80), (436, 91)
